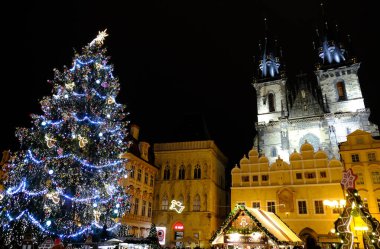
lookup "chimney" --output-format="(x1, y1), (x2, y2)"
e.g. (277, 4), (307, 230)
(139, 142), (150, 161)
(130, 124), (140, 141)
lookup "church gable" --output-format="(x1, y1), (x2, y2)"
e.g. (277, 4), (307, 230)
(288, 79), (324, 119)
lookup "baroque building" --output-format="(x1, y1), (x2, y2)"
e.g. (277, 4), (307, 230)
(252, 20), (379, 162)
(120, 124), (159, 237)
(231, 142), (345, 247)
(152, 140), (229, 249)
(338, 129), (380, 222)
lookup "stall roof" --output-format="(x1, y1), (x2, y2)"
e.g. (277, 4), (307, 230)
(211, 205), (302, 245)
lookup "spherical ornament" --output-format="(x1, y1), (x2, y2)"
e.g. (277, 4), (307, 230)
(46, 220), (52, 226)
(107, 97), (115, 105)
(96, 79), (101, 84)
(64, 94), (69, 99)
(48, 169), (54, 175)
(57, 147), (63, 156)
(114, 209), (118, 214)
(93, 203), (98, 208)
(106, 114), (111, 118)
(116, 203), (120, 208)
(41, 121), (47, 126)
(101, 82), (109, 88)
(98, 133), (103, 137)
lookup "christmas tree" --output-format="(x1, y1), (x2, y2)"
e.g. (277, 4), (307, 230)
(334, 168), (380, 249)
(0, 30), (131, 246)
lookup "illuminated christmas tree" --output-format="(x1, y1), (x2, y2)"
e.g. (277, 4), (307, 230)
(0, 30), (131, 246)
(334, 168), (380, 249)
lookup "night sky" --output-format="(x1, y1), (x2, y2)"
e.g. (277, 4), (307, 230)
(1, 1), (378, 167)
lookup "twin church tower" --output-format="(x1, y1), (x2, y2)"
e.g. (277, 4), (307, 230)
(252, 17), (379, 161)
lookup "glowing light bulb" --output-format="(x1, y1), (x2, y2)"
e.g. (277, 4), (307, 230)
(93, 203), (98, 207)
(41, 121), (47, 126)
(99, 133), (103, 137)
(96, 80), (101, 84)
(116, 204), (120, 208)
(64, 94), (69, 99)
(124, 174), (128, 179)
(114, 209), (118, 214)
(46, 220), (52, 226)
(106, 114), (110, 118)
(48, 170), (54, 175)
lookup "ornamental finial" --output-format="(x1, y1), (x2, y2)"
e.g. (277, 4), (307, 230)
(89, 29), (108, 47)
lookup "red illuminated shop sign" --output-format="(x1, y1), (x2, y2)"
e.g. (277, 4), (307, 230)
(173, 221), (184, 231)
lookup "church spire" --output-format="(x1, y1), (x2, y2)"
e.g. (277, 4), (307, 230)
(254, 18), (284, 82)
(314, 2), (355, 69)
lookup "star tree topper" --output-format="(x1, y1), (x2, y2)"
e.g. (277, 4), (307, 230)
(89, 29), (108, 47)
(341, 168), (358, 190)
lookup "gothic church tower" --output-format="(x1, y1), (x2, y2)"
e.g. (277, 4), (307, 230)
(252, 16), (379, 162)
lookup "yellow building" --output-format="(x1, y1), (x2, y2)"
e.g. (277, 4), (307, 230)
(339, 129), (380, 222)
(153, 140), (229, 249)
(120, 124), (159, 238)
(231, 141), (345, 248)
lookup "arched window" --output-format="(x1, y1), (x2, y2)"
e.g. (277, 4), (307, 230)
(268, 93), (275, 112)
(271, 147), (277, 157)
(194, 164), (201, 179)
(336, 81), (347, 101)
(163, 165), (170, 180)
(178, 164), (185, 180)
(161, 195), (168, 210)
(130, 165), (135, 178)
(193, 194), (201, 211)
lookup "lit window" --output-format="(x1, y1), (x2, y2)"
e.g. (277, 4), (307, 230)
(252, 202), (260, 209)
(150, 175), (154, 187)
(356, 172), (364, 185)
(298, 201), (307, 214)
(368, 152), (376, 162)
(179, 164), (185, 180)
(242, 176), (249, 182)
(144, 173), (148, 184)
(148, 202), (152, 217)
(267, 201), (276, 213)
(163, 165), (170, 180)
(134, 198), (140, 215)
(194, 164), (201, 179)
(305, 172), (316, 179)
(137, 169), (142, 181)
(336, 81), (347, 101)
(193, 194), (201, 211)
(161, 195), (168, 210)
(314, 200), (324, 214)
(130, 165), (135, 178)
(351, 154), (360, 162)
(142, 200), (146, 216)
(371, 171), (380, 184)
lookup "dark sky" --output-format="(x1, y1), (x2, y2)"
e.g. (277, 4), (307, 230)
(1, 0), (378, 167)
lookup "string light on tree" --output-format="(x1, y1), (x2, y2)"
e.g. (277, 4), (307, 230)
(0, 29), (132, 245)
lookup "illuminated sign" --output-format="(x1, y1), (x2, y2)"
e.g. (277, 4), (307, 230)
(169, 200), (185, 213)
(156, 227), (166, 245)
(173, 221), (184, 230)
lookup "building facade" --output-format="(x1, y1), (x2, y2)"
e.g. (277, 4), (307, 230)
(252, 21), (379, 163)
(152, 141), (229, 249)
(231, 142), (345, 247)
(121, 124), (159, 238)
(339, 129), (380, 222)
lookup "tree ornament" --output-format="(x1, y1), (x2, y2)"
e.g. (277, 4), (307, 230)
(0, 192), (4, 201)
(93, 209), (101, 223)
(65, 82), (75, 91)
(57, 147), (63, 156)
(78, 135), (88, 148)
(89, 29), (108, 47)
(104, 183), (116, 196)
(45, 135), (57, 148)
(341, 168), (358, 190)
(107, 96), (115, 105)
(101, 82), (109, 88)
(46, 191), (60, 204)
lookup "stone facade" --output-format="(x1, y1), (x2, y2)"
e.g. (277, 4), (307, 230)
(152, 141), (229, 249)
(120, 125), (159, 238)
(253, 62), (379, 163)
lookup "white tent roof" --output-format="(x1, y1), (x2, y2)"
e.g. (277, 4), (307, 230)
(211, 206), (302, 245)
